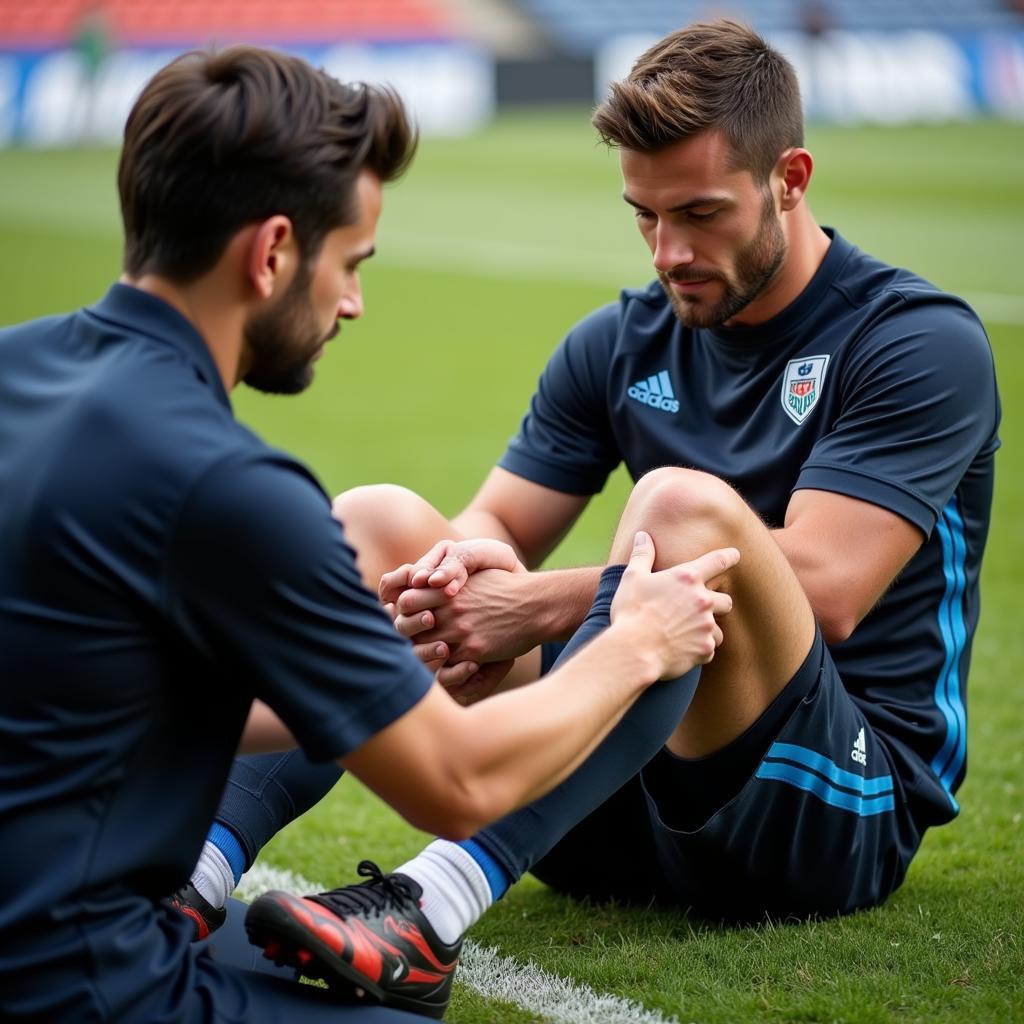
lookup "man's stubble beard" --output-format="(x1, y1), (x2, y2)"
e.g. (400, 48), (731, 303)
(660, 193), (787, 329)
(242, 259), (337, 396)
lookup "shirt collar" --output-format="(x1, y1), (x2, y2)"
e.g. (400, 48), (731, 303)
(706, 227), (852, 350)
(85, 283), (232, 410)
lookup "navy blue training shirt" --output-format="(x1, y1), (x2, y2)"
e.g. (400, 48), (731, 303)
(0, 285), (433, 1020)
(500, 229), (1000, 831)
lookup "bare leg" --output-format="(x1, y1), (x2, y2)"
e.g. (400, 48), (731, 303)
(610, 467), (815, 757)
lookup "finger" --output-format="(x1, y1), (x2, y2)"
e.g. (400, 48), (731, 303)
(437, 661), (480, 688)
(395, 586), (451, 616)
(623, 530), (655, 576)
(687, 546), (741, 584)
(408, 540), (459, 588)
(412, 641), (449, 665)
(464, 659), (515, 694)
(379, 564), (415, 604)
(711, 621), (724, 648)
(422, 555), (471, 596)
(433, 540), (522, 594)
(443, 660), (515, 702)
(709, 590), (734, 615)
(393, 612), (438, 638)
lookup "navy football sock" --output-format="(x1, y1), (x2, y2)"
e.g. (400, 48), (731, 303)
(409, 563), (702, 931)
(468, 563), (702, 883)
(211, 749), (343, 868)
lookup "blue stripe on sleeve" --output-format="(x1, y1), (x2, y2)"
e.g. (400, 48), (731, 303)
(931, 497), (968, 811)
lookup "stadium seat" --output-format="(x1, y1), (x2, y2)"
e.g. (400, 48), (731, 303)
(0, 0), (460, 48)
(508, 0), (1022, 56)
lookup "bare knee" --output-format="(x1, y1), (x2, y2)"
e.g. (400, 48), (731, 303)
(334, 483), (416, 530)
(620, 467), (747, 565)
(332, 484), (447, 572)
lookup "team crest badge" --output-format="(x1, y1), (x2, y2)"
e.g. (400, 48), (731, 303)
(780, 354), (830, 425)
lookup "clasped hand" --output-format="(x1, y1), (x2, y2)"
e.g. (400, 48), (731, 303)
(379, 534), (739, 702)
(379, 538), (530, 700)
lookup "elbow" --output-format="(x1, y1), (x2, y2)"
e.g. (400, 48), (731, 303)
(815, 604), (861, 645)
(819, 617), (854, 646)
(806, 582), (868, 646)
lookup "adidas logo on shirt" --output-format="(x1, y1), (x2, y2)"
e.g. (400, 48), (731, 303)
(627, 370), (679, 414)
(851, 727), (867, 766)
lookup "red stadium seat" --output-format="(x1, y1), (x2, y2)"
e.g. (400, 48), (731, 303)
(0, 0), (458, 48)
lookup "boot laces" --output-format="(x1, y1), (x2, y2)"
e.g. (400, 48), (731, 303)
(309, 860), (417, 919)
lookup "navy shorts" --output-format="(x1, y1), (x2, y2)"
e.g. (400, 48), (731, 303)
(533, 629), (924, 921)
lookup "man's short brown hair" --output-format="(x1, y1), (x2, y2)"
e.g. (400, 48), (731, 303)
(592, 19), (803, 181)
(118, 46), (416, 281)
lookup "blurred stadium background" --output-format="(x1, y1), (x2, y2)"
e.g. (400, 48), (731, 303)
(1, 2), (1022, 1022)
(1, 0), (1024, 141)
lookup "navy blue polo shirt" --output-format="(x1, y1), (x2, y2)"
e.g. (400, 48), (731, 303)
(500, 229), (1000, 830)
(0, 285), (433, 1020)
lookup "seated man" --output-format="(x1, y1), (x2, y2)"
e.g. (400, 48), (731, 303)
(0, 46), (737, 1024)
(190, 18), (997, 1021)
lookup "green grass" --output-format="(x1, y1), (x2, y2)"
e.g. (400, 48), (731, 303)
(1, 114), (1022, 1022)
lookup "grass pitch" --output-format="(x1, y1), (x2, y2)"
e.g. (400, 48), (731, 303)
(1, 114), (1021, 1022)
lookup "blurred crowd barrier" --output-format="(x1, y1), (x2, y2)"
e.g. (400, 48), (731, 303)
(600, 30), (1024, 123)
(0, 0), (494, 144)
(0, 43), (494, 145)
(0, 0), (1022, 146)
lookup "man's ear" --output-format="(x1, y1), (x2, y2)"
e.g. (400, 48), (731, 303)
(247, 215), (297, 300)
(775, 148), (814, 212)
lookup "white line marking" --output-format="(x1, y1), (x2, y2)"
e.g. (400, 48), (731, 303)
(237, 862), (680, 1024)
(3, 196), (1020, 327)
(378, 234), (1024, 326)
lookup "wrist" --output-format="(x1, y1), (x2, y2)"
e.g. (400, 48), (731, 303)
(601, 617), (663, 688)
(525, 567), (601, 643)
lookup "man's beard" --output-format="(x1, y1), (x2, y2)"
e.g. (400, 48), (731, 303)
(242, 261), (337, 395)
(659, 193), (786, 329)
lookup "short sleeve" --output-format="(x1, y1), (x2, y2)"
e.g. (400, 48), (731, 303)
(498, 304), (621, 495)
(795, 294), (1000, 536)
(164, 453), (433, 761)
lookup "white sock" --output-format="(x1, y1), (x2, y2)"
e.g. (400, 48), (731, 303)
(396, 840), (493, 945)
(190, 840), (234, 909)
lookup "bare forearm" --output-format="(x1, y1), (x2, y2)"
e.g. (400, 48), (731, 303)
(451, 507), (518, 550)
(346, 537), (736, 840)
(514, 566), (603, 644)
(461, 621), (658, 808)
(451, 469), (590, 568)
(365, 620), (659, 838)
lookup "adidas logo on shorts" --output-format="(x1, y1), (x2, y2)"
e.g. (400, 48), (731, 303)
(627, 370), (679, 414)
(851, 727), (868, 766)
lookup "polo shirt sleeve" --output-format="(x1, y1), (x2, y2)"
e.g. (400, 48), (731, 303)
(795, 293), (1000, 536)
(498, 303), (621, 495)
(164, 452), (434, 762)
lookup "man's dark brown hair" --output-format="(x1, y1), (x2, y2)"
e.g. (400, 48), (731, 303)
(118, 46), (416, 281)
(592, 19), (803, 181)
